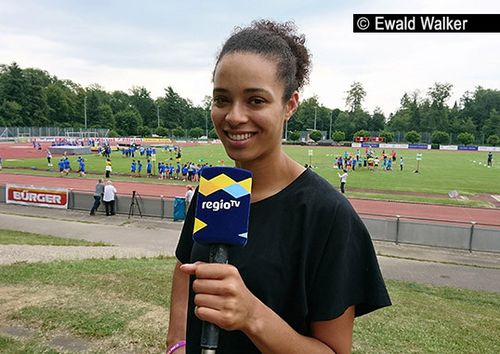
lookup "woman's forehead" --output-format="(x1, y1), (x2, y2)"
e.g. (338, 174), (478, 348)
(213, 53), (281, 91)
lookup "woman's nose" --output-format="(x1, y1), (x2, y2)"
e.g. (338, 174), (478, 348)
(225, 102), (248, 127)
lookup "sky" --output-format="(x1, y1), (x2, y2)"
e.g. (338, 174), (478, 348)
(1, 0), (499, 116)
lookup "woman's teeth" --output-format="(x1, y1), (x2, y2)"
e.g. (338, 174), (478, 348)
(227, 133), (253, 141)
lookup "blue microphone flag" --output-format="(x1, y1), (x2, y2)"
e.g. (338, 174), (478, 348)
(193, 167), (252, 247)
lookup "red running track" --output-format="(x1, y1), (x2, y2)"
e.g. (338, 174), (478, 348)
(1, 173), (499, 227)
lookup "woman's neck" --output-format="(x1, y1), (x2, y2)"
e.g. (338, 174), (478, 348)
(236, 152), (305, 203)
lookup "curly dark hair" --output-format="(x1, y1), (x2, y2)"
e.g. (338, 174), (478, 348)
(213, 19), (312, 102)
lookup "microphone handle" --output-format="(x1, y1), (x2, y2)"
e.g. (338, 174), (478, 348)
(201, 244), (229, 354)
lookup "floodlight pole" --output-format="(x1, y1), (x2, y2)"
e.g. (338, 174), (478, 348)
(157, 104), (160, 128)
(205, 111), (208, 137)
(314, 106), (317, 130)
(329, 114), (332, 139)
(84, 96), (87, 129)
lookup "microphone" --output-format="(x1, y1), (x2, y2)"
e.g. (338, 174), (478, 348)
(193, 166), (252, 354)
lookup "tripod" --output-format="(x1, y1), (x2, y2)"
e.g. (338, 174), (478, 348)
(128, 190), (143, 219)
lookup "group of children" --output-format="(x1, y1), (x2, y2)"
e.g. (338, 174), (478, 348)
(335, 149), (404, 172)
(156, 161), (209, 182)
(58, 155), (86, 177)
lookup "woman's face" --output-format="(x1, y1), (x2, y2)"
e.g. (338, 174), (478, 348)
(211, 52), (298, 166)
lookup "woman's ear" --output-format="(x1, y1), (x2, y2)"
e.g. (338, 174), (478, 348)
(284, 91), (300, 121)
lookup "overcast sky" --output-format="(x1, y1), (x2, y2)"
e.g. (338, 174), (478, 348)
(1, 0), (499, 116)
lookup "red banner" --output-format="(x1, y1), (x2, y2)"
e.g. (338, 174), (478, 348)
(6, 184), (68, 209)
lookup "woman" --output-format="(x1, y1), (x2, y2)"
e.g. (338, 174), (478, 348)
(167, 20), (390, 354)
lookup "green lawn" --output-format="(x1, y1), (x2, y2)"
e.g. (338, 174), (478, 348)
(0, 257), (499, 353)
(0, 229), (110, 246)
(3, 144), (499, 196)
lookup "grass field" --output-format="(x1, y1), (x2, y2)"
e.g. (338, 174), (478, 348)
(0, 257), (498, 354)
(0, 229), (110, 246)
(2, 144), (499, 204)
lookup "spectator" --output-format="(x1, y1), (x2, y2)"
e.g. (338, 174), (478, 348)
(338, 169), (348, 193)
(102, 180), (117, 216)
(90, 179), (105, 215)
(185, 185), (194, 211)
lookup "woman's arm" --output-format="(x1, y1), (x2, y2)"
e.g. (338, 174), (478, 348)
(166, 261), (189, 352)
(181, 263), (355, 354)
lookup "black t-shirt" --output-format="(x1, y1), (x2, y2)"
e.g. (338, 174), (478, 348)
(176, 169), (391, 354)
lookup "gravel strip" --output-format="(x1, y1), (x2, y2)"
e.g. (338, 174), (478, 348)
(0, 245), (174, 265)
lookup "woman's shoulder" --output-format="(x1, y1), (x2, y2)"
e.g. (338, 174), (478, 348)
(264, 169), (349, 211)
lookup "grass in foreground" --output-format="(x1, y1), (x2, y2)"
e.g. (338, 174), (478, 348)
(0, 257), (499, 353)
(0, 229), (111, 247)
(0, 335), (59, 354)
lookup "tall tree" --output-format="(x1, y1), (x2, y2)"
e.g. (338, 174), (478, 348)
(421, 82), (453, 132)
(460, 87), (500, 135)
(345, 81), (366, 112)
(115, 108), (142, 136)
(368, 107), (386, 132)
(161, 86), (189, 129)
(45, 83), (70, 125)
(482, 109), (500, 138)
(129, 86), (157, 128)
(0, 63), (28, 125)
(333, 111), (356, 139)
(85, 90), (100, 128)
(109, 90), (132, 114)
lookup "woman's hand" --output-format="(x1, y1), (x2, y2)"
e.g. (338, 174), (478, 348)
(180, 262), (259, 333)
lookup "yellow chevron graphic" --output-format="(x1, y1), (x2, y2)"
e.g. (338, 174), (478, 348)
(211, 174), (236, 189)
(199, 174), (252, 197)
(199, 177), (220, 196)
(239, 178), (252, 193)
(193, 218), (207, 234)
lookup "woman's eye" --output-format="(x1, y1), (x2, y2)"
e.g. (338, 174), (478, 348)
(250, 97), (265, 105)
(213, 96), (228, 106)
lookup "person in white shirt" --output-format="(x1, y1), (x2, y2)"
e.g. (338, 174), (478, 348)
(338, 169), (348, 194)
(102, 180), (117, 216)
(184, 185), (194, 212)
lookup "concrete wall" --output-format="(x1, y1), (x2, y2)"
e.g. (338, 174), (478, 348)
(1, 184), (499, 253)
(69, 190), (175, 219)
(0, 185), (5, 203)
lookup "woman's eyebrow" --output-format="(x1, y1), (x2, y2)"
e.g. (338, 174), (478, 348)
(212, 88), (271, 95)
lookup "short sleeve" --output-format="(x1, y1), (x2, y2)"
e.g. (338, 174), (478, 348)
(175, 191), (198, 264)
(308, 199), (391, 320)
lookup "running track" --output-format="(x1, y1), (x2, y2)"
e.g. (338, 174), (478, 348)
(1, 173), (498, 227)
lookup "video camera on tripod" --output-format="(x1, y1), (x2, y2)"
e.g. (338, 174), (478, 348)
(128, 190), (143, 219)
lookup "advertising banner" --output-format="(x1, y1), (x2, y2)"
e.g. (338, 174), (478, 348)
(439, 145), (458, 151)
(458, 145), (479, 151)
(6, 184), (69, 209)
(408, 143), (430, 150)
(361, 143), (380, 148)
(478, 146), (500, 152)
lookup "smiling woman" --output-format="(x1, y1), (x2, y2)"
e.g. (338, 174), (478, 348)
(167, 20), (391, 354)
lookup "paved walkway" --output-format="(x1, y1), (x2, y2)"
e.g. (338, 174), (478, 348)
(0, 204), (499, 293)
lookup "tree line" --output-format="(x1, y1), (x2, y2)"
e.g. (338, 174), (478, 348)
(1, 63), (499, 145)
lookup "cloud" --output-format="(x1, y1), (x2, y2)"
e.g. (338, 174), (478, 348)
(0, 0), (499, 114)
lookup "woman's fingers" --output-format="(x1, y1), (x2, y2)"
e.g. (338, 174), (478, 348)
(180, 263), (239, 280)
